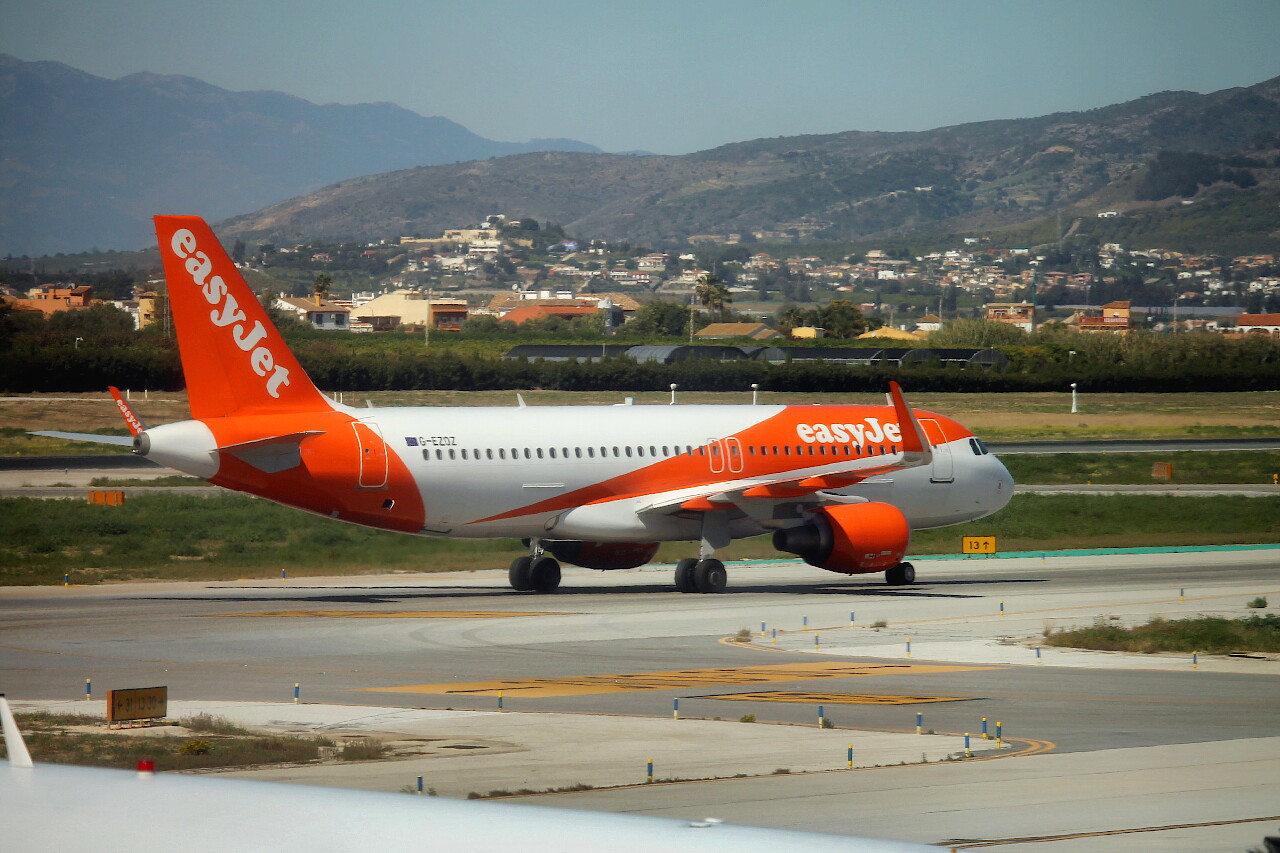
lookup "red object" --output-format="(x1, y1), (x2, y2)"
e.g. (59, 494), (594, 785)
(136, 760), (155, 773)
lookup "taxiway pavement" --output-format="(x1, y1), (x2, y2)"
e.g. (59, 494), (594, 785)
(2, 550), (1278, 850)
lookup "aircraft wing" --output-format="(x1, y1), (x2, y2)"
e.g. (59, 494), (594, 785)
(638, 381), (933, 517)
(1, 697), (931, 852)
(28, 386), (151, 448)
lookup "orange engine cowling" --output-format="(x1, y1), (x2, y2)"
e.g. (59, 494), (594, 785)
(772, 502), (910, 575)
(544, 540), (661, 570)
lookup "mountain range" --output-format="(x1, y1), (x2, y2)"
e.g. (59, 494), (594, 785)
(221, 77), (1280, 253)
(0, 55), (600, 255)
(5, 53), (1280, 257)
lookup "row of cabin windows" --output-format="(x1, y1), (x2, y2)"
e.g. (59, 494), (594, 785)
(421, 442), (900, 462)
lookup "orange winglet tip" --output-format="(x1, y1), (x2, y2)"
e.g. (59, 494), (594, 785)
(888, 381), (927, 454)
(107, 386), (147, 436)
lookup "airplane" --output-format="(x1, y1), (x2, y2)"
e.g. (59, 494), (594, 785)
(0, 695), (936, 852)
(35, 215), (1013, 594)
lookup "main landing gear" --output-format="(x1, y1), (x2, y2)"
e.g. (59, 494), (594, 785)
(885, 561), (915, 586)
(509, 539), (561, 593)
(674, 557), (727, 594)
(674, 510), (730, 593)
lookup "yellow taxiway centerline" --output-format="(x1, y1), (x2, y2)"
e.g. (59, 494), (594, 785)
(360, 661), (995, 698)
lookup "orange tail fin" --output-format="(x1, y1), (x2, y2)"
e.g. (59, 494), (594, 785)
(154, 216), (328, 419)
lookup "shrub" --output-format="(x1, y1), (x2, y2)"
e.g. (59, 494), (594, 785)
(178, 738), (211, 755)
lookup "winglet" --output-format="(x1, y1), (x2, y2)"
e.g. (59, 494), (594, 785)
(0, 695), (34, 768)
(108, 387), (147, 436)
(888, 381), (932, 467)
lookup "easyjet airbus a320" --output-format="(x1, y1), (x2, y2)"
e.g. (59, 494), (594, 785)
(42, 216), (1014, 593)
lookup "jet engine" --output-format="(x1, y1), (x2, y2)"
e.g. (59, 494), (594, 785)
(544, 540), (661, 570)
(772, 502), (910, 575)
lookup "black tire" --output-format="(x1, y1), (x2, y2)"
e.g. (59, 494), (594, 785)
(674, 558), (699, 593)
(885, 561), (916, 586)
(508, 556), (534, 591)
(693, 558), (727, 593)
(529, 556), (561, 593)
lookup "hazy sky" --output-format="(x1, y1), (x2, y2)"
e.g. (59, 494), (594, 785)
(4, 0), (1279, 154)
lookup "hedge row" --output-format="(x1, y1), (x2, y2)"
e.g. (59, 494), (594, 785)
(7, 342), (1280, 394)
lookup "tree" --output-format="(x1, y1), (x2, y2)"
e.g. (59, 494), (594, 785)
(695, 273), (732, 321)
(817, 299), (869, 339)
(312, 273), (333, 304)
(625, 300), (690, 337)
(929, 318), (1028, 347)
(232, 239), (246, 264)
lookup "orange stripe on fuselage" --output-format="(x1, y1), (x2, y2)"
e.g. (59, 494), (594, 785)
(202, 410), (425, 534)
(470, 405), (971, 526)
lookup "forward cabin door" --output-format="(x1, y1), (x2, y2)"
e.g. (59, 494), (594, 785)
(919, 419), (954, 483)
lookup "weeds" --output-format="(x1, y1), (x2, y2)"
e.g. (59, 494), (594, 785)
(738, 714), (756, 723)
(1247, 597), (1268, 609)
(1045, 614), (1280, 654)
(339, 738), (386, 761)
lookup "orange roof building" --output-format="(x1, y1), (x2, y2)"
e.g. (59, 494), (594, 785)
(1237, 313), (1280, 335)
(501, 305), (599, 325)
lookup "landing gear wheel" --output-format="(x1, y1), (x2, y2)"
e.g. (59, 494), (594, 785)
(885, 561), (916, 586)
(674, 558), (698, 593)
(529, 556), (561, 593)
(693, 558), (727, 594)
(508, 556), (534, 591)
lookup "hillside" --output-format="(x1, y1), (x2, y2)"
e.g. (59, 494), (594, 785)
(222, 76), (1280, 252)
(0, 55), (599, 256)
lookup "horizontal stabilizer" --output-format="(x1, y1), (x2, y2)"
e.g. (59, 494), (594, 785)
(221, 431), (323, 473)
(28, 430), (135, 447)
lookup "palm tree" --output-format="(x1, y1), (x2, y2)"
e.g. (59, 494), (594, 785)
(312, 272), (333, 306)
(695, 273), (732, 322)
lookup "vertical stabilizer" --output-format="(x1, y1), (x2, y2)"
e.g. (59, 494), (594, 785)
(154, 216), (328, 419)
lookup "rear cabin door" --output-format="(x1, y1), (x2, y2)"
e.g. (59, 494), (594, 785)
(353, 420), (389, 489)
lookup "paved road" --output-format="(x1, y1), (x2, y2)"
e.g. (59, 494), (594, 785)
(3, 537), (1278, 850)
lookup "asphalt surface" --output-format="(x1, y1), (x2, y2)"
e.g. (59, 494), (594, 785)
(3, 550), (1279, 850)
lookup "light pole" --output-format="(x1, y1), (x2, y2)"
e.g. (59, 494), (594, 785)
(1070, 382), (1078, 414)
(751, 383), (759, 405)
(74, 337), (84, 350)
(1068, 350), (1076, 364)
(669, 383), (678, 406)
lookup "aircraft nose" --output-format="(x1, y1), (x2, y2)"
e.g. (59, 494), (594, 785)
(990, 456), (1015, 511)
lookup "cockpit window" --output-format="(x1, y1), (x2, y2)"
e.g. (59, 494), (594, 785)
(969, 438), (991, 456)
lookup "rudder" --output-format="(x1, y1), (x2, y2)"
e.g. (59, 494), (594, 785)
(154, 216), (328, 419)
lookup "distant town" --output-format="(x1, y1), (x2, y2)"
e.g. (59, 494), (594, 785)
(5, 213), (1280, 341)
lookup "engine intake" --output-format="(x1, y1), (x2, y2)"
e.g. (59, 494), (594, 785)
(773, 502), (910, 575)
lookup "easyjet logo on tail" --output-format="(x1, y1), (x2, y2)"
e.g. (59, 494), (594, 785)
(170, 229), (291, 399)
(796, 418), (902, 445)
